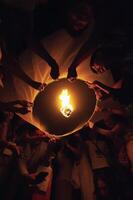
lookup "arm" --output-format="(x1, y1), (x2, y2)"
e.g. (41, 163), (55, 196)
(18, 146), (37, 181)
(40, 138), (58, 166)
(102, 107), (126, 115)
(67, 29), (102, 79)
(4, 56), (45, 90)
(31, 41), (59, 79)
(92, 81), (114, 94)
(23, 135), (50, 143)
(94, 123), (122, 137)
(0, 140), (20, 156)
(93, 81), (124, 102)
(0, 100), (32, 114)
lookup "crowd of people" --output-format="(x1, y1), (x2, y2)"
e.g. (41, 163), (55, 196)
(0, 110), (133, 200)
(0, 0), (133, 200)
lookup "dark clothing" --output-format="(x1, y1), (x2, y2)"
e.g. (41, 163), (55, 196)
(34, 2), (64, 40)
(0, 3), (32, 55)
(111, 72), (133, 105)
(93, 167), (118, 200)
(117, 166), (133, 200)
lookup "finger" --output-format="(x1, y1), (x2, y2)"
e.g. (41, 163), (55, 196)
(68, 77), (76, 82)
(16, 107), (31, 114)
(19, 100), (32, 107)
(38, 83), (47, 91)
(50, 69), (60, 80)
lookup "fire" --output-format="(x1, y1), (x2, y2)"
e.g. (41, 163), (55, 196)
(59, 89), (73, 118)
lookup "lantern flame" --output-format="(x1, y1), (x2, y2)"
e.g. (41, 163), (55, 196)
(59, 89), (73, 118)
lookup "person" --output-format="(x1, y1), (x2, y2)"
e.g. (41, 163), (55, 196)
(89, 44), (126, 82)
(34, 0), (95, 79)
(0, 40), (46, 90)
(89, 40), (133, 90)
(0, 99), (32, 114)
(34, 0), (94, 38)
(66, 0), (127, 80)
(94, 114), (130, 181)
(0, 0), (59, 85)
(71, 131), (95, 200)
(82, 43), (133, 115)
(30, 41), (60, 80)
(55, 137), (79, 200)
(0, 111), (19, 156)
(0, 0), (48, 55)
(55, 132), (95, 200)
(93, 114), (129, 159)
(0, 0), (95, 83)
(87, 69), (133, 107)
(112, 125), (133, 200)
(0, 111), (19, 200)
(16, 123), (57, 200)
(79, 125), (118, 200)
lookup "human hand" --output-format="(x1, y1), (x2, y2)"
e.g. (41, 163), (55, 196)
(86, 81), (96, 89)
(17, 100), (32, 107)
(26, 172), (48, 185)
(46, 137), (58, 154)
(16, 107), (31, 114)
(50, 60), (60, 79)
(67, 67), (77, 80)
(7, 142), (20, 156)
(38, 83), (47, 91)
(34, 172), (48, 184)
(31, 81), (46, 91)
(15, 100), (33, 114)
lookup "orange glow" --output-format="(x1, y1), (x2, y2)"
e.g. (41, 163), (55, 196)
(59, 89), (73, 118)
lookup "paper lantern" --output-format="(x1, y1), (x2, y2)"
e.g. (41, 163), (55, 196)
(33, 78), (96, 137)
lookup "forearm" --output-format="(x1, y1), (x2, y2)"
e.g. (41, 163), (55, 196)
(94, 81), (114, 94)
(69, 31), (101, 69)
(95, 127), (113, 136)
(32, 41), (55, 67)
(5, 58), (35, 86)
(0, 100), (31, 114)
(24, 135), (49, 143)
(111, 124), (122, 134)
(95, 124), (121, 136)
(107, 108), (126, 115)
